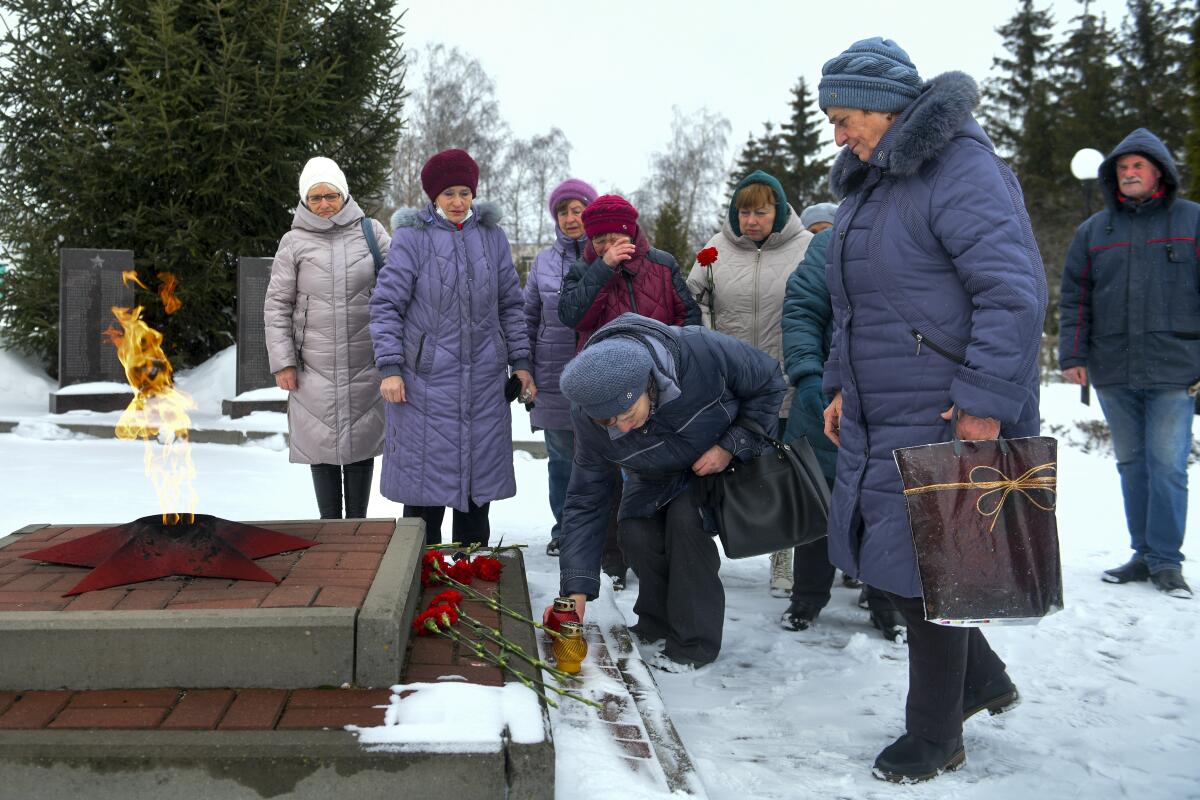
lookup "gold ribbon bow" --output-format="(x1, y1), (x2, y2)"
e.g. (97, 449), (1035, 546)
(903, 462), (1057, 533)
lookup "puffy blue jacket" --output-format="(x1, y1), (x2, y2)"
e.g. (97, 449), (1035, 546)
(524, 229), (587, 430)
(822, 72), (1046, 598)
(781, 228), (837, 482)
(558, 314), (786, 598)
(1058, 127), (1200, 389)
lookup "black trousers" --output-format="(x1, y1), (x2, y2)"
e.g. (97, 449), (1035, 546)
(310, 458), (374, 519)
(887, 593), (1011, 741)
(404, 500), (491, 548)
(619, 494), (723, 665)
(790, 535), (894, 617)
(603, 472), (628, 579)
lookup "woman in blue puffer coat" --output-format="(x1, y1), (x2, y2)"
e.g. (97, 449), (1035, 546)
(817, 39), (1046, 782)
(370, 149), (533, 547)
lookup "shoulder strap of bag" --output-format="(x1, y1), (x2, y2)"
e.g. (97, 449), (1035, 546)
(361, 217), (384, 274)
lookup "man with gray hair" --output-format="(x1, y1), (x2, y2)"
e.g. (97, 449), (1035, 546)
(1059, 128), (1199, 600)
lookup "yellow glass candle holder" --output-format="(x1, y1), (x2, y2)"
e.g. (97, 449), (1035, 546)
(552, 621), (588, 675)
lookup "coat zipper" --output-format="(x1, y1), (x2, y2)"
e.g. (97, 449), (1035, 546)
(752, 249), (761, 347)
(912, 330), (965, 364)
(625, 272), (639, 314)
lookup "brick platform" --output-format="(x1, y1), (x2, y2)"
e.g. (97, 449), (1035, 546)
(0, 529), (555, 800)
(0, 519), (398, 611)
(0, 687), (393, 731)
(0, 519), (424, 690)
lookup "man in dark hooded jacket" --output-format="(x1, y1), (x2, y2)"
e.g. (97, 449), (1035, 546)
(1059, 128), (1200, 600)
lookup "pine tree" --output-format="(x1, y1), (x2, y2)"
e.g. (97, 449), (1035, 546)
(779, 77), (833, 208)
(1053, 2), (1125, 184)
(726, 130), (766, 197)
(1117, 0), (1191, 154)
(725, 123), (789, 204)
(652, 200), (693, 275)
(982, 0), (1055, 167)
(1186, 4), (1200, 192)
(0, 0), (406, 372)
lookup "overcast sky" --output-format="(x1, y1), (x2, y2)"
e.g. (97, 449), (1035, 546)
(400, 0), (1132, 196)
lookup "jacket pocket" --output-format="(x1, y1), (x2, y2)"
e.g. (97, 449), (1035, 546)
(911, 330), (965, 365)
(408, 333), (434, 374)
(293, 294), (310, 368)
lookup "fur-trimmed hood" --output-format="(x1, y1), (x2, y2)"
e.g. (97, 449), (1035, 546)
(390, 200), (502, 231)
(829, 71), (982, 197)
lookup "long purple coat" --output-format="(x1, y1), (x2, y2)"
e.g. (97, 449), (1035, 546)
(822, 72), (1046, 598)
(369, 201), (530, 511)
(523, 229), (587, 431)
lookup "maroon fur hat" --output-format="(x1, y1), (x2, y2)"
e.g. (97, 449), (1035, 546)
(582, 194), (638, 239)
(420, 149), (480, 202)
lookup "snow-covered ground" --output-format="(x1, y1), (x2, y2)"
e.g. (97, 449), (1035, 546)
(1, 344), (1198, 799)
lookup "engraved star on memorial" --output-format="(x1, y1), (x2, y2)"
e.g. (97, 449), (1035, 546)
(22, 514), (319, 596)
(90, 254), (105, 269)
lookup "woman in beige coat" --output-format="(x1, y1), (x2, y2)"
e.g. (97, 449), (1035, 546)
(264, 156), (389, 518)
(685, 169), (812, 598)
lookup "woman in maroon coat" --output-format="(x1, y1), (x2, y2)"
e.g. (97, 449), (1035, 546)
(558, 195), (700, 350)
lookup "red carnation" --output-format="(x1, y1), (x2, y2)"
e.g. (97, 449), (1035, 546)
(433, 589), (463, 607)
(413, 609), (437, 635)
(696, 246), (718, 267)
(446, 560), (475, 584)
(434, 603), (460, 627)
(471, 556), (503, 582)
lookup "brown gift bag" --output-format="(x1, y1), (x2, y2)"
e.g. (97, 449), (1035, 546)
(893, 436), (1064, 626)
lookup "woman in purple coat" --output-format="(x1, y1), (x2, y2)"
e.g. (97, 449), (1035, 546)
(523, 178), (598, 556)
(369, 149), (534, 547)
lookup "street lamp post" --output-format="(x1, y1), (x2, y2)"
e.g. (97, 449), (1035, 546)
(1070, 148), (1105, 405)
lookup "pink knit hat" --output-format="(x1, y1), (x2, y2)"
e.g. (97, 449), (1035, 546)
(420, 149), (479, 202)
(582, 194), (638, 239)
(547, 178), (598, 219)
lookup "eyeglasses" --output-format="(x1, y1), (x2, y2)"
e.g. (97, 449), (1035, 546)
(306, 192), (342, 205)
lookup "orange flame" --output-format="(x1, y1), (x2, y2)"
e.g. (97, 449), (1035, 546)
(157, 272), (182, 315)
(121, 270), (148, 290)
(108, 304), (197, 524)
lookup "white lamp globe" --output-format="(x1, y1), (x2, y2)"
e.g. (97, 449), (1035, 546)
(1071, 148), (1105, 181)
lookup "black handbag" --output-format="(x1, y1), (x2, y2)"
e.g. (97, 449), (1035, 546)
(699, 419), (831, 559)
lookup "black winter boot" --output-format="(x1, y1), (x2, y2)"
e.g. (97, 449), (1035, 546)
(1102, 557), (1150, 584)
(865, 588), (906, 643)
(780, 601), (818, 631)
(963, 680), (1020, 721)
(1151, 568), (1193, 599)
(872, 733), (965, 783)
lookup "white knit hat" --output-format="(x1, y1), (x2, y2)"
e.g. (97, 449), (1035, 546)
(298, 157), (349, 203)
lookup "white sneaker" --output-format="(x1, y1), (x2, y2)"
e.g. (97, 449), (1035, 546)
(769, 549), (793, 598)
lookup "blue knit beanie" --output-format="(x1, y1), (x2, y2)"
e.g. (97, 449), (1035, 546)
(800, 202), (839, 229)
(818, 37), (922, 113)
(560, 337), (653, 420)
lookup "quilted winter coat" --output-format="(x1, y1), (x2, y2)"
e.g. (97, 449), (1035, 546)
(685, 181), (812, 419)
(557, 228), (700, 350)
(822, 72), (1046, 598)
(781, 228), (837, 482)
(524, 228), (587, 431)
(1058, 127), (1200, 389)
(263, 198), (389, 465)
(557, 314), (787, 599)
(369, 202), (531, 510)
